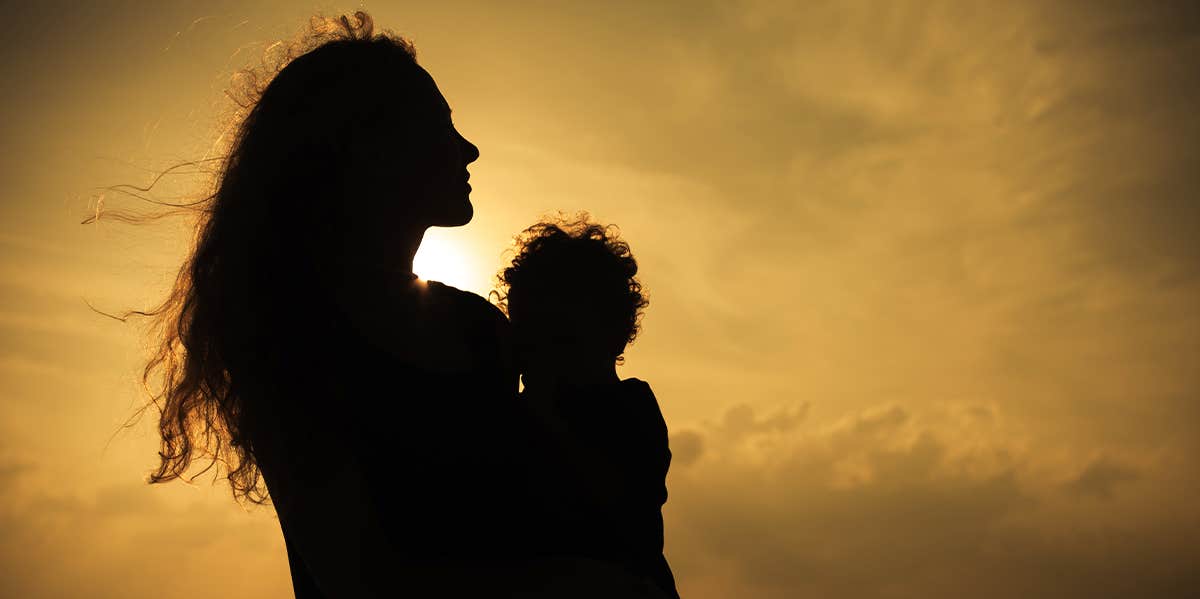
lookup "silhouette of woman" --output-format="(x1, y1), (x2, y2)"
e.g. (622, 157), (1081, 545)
(127, 12), (668, 598)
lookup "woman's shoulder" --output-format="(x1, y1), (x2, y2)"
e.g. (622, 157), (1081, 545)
(414, 280), (513, 375)
(423, 280), (506, 323)
(423, 280), (511, 344)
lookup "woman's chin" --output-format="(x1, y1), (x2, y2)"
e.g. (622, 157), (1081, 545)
(432, 202), (473, 227)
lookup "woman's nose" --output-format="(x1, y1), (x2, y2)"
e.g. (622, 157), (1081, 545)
(459, 133), (480, 165)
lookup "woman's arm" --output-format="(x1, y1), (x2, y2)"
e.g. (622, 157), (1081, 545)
(261, 438), (416, 598)
(272, 456), (668, 598)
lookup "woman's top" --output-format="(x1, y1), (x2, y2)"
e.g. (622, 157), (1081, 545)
(344, 281), (534, 558)
(253, 280), (543, 597)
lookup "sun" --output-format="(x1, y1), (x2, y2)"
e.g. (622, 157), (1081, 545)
(413, 229), (485, 293)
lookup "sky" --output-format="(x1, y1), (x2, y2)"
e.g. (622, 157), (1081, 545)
(1, 1), (1198, 597)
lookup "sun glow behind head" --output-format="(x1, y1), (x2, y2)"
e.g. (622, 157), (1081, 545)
(413, 228), (485, 294)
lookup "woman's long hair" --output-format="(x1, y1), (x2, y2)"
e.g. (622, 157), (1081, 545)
(98, 12), (423, 503)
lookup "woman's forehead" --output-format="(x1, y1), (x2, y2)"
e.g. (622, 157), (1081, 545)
(405, 65), (451, 116)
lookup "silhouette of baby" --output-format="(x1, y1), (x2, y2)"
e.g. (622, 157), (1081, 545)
(496, 216), (680, 599)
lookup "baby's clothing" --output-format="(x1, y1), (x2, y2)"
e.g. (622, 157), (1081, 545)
(527, 378), (680, 599)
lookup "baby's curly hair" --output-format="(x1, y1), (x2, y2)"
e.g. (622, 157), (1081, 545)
(495, 214), (649, 360)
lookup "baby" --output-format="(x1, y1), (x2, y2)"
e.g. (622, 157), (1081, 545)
(495, 216), (679, 599)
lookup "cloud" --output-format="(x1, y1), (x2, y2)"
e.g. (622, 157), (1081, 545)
(669, 430), (704, 468)
(0, 458), (290, 599)
(845, 404), (908, 437)
(721, 401), (809, 439)
(662, 401), (1196, 599)
(1065, 455), (1141, 500)
(0, 462), (28, 486)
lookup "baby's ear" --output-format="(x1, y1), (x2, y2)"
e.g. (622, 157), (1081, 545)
(603, 328), (629, 361)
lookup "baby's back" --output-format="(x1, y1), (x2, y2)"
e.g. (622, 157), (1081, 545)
(542, 378), (679, 598)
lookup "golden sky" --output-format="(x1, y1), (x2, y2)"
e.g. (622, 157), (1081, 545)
(1, 1), (1198, 597)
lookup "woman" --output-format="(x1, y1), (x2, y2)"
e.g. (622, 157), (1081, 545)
(130, 12), (662, 598)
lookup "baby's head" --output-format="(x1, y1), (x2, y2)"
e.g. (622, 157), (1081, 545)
(495, 215), (648, 385)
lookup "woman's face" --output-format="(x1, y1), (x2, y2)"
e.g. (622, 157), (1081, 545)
(336, 65), (479, 266)
(398, 67), (480, 229)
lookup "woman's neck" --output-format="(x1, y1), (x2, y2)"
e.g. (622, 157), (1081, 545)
(324, 227), (426, 314)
